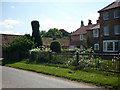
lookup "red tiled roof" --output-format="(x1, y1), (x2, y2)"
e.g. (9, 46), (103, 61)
(71, 24), (97, 36)
(98, 0), (120, 12)
(87, 24), (100, 30)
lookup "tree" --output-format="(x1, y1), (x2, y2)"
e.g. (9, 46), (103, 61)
(40, 30), (46, 37)
(44, 28), (62, 38)
(59, 29), (70, 39)
(50, 40), (61, 53)
(31, 20), (43, 47)
(59, 29), (70, 37)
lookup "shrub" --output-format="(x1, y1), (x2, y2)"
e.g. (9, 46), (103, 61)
(50, 40), (61, 53)
(3, 36), (34, 64)
(29, 51), (49, 63)
(50, 54), (65, 64)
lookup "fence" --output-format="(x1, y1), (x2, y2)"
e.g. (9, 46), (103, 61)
(30, 51), (120, 73)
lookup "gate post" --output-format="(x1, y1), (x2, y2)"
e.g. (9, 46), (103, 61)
(76, 51), (79, 65)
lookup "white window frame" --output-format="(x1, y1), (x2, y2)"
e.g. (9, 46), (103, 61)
(114, 25), (120, 35)
(103, 12), (109, 20)
(93, 29), (99, 37)
(103, 26), (109, 36)
(94, 44), (99, 51)
(103, 40), (120, 52)
(114, 9), (120, 18)
(80, 34), (83, 41)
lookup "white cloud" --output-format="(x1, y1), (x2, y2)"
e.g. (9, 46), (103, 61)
(0, 19), (21, 29)
(10, 6), (15, 8)
(0, 30), (21, 35)
(41, 19), (80, 32)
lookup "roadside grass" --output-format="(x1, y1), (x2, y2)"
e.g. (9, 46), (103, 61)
(5, 60), (119, 89)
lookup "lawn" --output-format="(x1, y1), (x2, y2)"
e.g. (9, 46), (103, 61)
(5, 60), (119, 89)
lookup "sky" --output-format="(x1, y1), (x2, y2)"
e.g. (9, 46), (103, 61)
(0, 0), (116, 35)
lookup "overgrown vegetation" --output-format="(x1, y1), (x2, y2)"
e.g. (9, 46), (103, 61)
(3, 36), (34, 65)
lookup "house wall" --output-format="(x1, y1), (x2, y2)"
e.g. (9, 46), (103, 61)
(70, 34), (87, 49)
(87, 30), (100, 52)
(2, 34), (22, 47)
(99, 7), (120, 53)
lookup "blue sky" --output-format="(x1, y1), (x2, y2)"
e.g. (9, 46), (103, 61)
(0, 0), (115, 35)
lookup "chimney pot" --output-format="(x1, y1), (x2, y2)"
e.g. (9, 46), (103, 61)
(88, 19), (92, 25)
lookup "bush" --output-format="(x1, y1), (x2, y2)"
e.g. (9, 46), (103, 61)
(29, 51), (49, 63)
(50, 54), (65, 64)
(50, 40), (61, 53)
(3, 36), (34, 64)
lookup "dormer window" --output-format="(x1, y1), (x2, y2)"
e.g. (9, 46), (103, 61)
(103, 12), (109, 20)
(114, 10), (120, 18)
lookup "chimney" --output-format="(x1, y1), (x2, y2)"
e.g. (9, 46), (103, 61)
(81, 20), (84, 27)
(88, 19), (92, 25)
(96, 20), (99, 23)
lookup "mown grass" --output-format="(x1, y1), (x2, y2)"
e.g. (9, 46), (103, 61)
(5, 60), (119, 89)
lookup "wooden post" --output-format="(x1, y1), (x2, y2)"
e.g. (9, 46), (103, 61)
(76, 51), (79, 65)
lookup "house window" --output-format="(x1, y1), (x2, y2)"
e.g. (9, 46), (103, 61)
(114, 25), (120, 35)
(103, 12), (109, 20)
(103, 26), (109, 36)
(80, 34), (83, 41)
(69, 45), (76, 49)
(114, 10), (120, 18)
(93, 29), (99, 37)
(80, 45), (85, 50)
(94, 44), (99, 50)
(103, 40), (120, 52)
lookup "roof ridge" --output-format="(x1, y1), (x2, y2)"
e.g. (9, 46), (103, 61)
(98, 2), (115, 12)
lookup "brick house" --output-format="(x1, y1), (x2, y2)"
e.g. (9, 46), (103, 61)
(86, 24), (100, 52)
(70, 0), (120, 53)
(69, 21), (97, 50)
(98, 0), (120, 53)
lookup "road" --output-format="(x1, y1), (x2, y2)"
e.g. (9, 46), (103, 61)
(1, 66), (102, 88)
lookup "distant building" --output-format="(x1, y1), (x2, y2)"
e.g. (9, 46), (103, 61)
(0, 34), (22, 58)
(0, 34), (70, 50)
(0, 34), (22, 48)
(42, 38), (70, 49)
(98, 0), (120, 53)
(69, 20), (97, 50)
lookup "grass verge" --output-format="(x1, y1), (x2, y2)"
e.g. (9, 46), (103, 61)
(5, 60), (119, 89)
